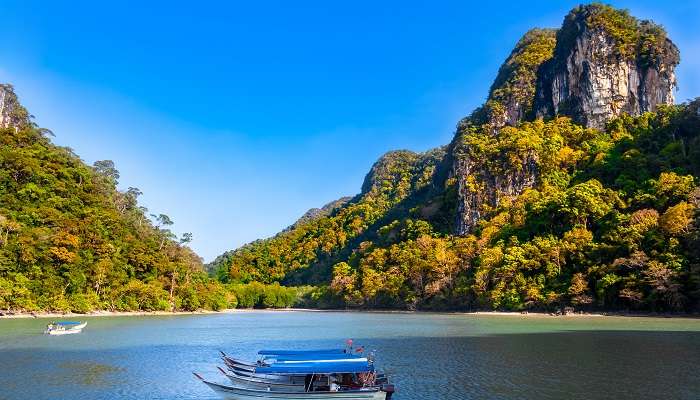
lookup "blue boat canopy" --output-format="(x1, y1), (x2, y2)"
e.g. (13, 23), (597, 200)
(268, 353), (363, 362)
(255, 361), (373, 374)
(257, 348), (346, 356)
(55, 321), (82, 325)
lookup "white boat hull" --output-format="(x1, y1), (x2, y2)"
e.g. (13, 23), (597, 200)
(227, 365), (306, 383)
(45, 322), (87, 335)
(202, 380), (388, 400)
(47, 329), (82, 335)
(225, 373), (305, 392)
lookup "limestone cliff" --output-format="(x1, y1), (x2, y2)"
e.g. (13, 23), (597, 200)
(470, 29), (557, 128)
(534, 4), (679, 129)
(453, 30), (556, 235)
(453, 4), (680, 235)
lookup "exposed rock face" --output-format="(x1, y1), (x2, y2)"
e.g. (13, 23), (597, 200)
(534, 5), (679, 130)
(0, 84), (30, 129)
(454, 145), (538, 235)
(453, 4), (680, 235)
(452, 30), (556, 235)
(471, 29), (557, 128)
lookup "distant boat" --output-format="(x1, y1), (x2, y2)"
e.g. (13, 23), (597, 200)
(44, 321), (87, 335)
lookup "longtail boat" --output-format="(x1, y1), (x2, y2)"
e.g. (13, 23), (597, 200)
(194, 375), (391, 400)
(44, 321), (87, 335)
(221, 352), (383, 384)
(218, 366), (387, 392)
(195, 349), (395, 399)
(217, 367), (306, 392)
(221, 350), (386, 384)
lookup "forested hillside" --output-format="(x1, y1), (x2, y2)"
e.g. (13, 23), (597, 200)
(208, 148), (447, 285)
(0, 85), (305, 313)
(212, 4), (700, 312)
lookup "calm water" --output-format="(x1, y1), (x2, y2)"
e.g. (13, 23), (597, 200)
(0, 311), (699, 399)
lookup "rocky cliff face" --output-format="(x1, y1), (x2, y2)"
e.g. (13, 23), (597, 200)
(470, 29), (557, 128)
(452, 30), (556, 235)
(0, 84), (30, 130)
(454, 142), (538, 235)
(534, 5), (679, 130)
(453, 4), (680, 235)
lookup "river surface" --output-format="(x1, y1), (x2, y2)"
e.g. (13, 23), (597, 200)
(0, 311), (699, 399)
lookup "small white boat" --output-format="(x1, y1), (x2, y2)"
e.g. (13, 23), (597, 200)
(44, 321), (87, 335)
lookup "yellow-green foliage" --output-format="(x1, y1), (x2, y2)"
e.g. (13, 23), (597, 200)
(223, 100), (700, 312)
(210, 149), (445, 285)
(488, 29), (557, 117)
(471, 29), (556, 125)
(0, 98), (304, 313)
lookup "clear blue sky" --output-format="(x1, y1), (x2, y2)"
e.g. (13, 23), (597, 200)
(0, 1), (697, 262)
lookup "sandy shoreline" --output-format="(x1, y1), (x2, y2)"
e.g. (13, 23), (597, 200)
(1, 308), (698, 319)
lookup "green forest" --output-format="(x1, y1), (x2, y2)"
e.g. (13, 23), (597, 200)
(212, 102), (700, 312)
(0, 85), (307, 313)
(2, 4), (699, 314)
(210, 4), (700, 313)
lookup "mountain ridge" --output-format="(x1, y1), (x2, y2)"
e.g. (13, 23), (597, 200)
(212, 3), (700, 312)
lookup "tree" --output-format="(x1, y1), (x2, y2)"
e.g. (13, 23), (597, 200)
(180, 232), (193, 244)
(151, 213), (174, 228)
(151, 214), (175, 250)
(92, 160), (120, 182)
(659, 202), (695, 236)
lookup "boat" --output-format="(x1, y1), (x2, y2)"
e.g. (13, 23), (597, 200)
(220, 351), (386, 386)
(194, 376), (393, 400)
(44, 321), (87, 335)
(223, 358), (257, 372)
(227, 366), (308, 384)
(194, 360), (394, 399)
(219, 367), (387, 391)
(258, 349), (348, 355)
(217, 367), (306, 392)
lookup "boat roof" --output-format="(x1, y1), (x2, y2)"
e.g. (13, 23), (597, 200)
(257, 348), (346, 356)
(278, 358), (369, 365)
(255, 360), (374, 374)
(269, 353), (364, 362)
(53, 321), (82, 325)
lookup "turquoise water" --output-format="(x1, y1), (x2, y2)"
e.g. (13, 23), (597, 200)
(1, 311), (699, 399)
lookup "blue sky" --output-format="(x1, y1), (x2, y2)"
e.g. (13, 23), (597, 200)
(0, 1), (697, 262)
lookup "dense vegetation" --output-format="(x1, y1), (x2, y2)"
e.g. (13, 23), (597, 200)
(213, 4), (700, 313)
(208, 148), (446, 285)
(329, 103), (700, 311)
(0, 87), (306, 313)
(215, 101), (700, 312)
